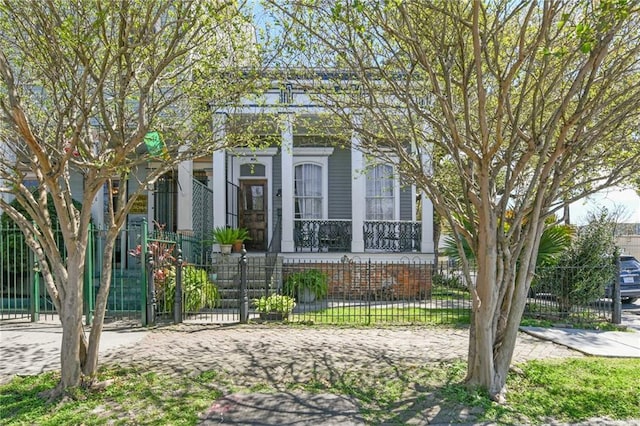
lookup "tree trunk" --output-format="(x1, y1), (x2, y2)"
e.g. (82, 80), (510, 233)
(83, 235), (117, 377)
(466, 217), (545, 402)
(58, 253), (86, 391)
(465, 206), (506, 400)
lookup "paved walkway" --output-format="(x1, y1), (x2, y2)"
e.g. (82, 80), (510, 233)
(1, 313), (639, 425)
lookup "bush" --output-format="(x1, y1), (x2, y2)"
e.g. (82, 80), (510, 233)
(252, 293), (296, 314)
(283, 269), (329, 299)
(534, 210), (616, 313)
(160, 265), (219, 313)
(432, 273), (465, 290)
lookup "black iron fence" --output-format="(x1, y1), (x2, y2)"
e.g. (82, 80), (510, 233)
(526, 263), (617, 325)
(1, 216), (621, 327)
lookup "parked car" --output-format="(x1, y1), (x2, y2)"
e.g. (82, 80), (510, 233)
(605, 255), (640, 303)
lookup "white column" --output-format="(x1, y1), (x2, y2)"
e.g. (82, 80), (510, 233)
(351, 121), (365, 253)
(421, 150), (434, 253)
(212, 114), (227, 230)
(421, 194), (434, 253)
(91, 187), (104, 229)
(280, 112), (295, 252)
(176, 146), (193, 233)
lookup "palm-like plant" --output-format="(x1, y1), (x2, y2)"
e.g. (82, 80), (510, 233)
(442, 216), (573, 269)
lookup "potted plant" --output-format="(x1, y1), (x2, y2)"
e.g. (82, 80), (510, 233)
(233, 227), (251, 252)
(284, 269), (329, 303)
(209, 226), (239, 255)
(252, 293), (296, 320)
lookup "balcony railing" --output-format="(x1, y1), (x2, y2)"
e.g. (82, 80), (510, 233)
(294, 219), (352, 252)
(293, 219), (422, 253)
(364, 220), (422, 252)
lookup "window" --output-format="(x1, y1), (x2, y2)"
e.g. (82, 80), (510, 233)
(366, 164), (395, 220)
(294, 163), (322, 219)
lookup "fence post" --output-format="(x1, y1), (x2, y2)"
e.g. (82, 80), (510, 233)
(240, 248), (248, 323)
(141, 220), (148, 326)
(31, 257), (40, 323)
(174, 249), (183, 324)
(612, 253), (621, 325)
(84, 223), (94, 326)
(367, 259), (371, 326)
(146, 250), (156, 326)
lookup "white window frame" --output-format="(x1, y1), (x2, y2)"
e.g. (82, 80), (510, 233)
(365, 161), (400, 221)
(293, 156), (329, 220)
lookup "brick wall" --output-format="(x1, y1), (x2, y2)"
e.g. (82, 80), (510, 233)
(283, 261), (433, 300)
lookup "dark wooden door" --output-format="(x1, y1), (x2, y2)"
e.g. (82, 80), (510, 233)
(239, 180), (267, 251)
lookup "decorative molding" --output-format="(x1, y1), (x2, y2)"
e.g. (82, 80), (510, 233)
(228, 147), (279, 157)
(293, 147), (334, 156)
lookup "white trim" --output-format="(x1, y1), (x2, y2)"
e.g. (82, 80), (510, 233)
(280, 113), (295, 252)
(228, 147), (279, 157)
(351, 129), (365, 252)
(411, 185), (417, 222)
(293, 147), (334, 156)
(364, 162), (400, 221)
(231, 156), (273, 245)
(293, 157), (329, 219)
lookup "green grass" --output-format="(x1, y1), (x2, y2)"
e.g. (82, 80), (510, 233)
(2, 357), (638, 425)
(505, 358), (640, 423)
(0, 367), (223, 425)
(289, 307), (471, 325)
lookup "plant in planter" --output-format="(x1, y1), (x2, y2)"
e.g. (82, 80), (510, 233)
(252, 293), (296, 320)
(232, 227), (251, 252)
(208, 226), (239, 254)
(284, 269), (329, 303)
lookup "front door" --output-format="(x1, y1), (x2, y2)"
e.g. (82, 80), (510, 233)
(239, 180), (267, 251)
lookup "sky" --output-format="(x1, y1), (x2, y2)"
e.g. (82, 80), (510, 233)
(570, 188), (640, 225)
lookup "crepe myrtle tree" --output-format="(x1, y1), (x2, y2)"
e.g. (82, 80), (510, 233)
(266, 0), (640, 400)
(0, 0), (265, 396)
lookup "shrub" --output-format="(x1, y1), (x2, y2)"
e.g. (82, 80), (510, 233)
(252, 293), (296, 314)
(160, 265), (219, 313)
(534, 209), (616, 313)
(283, 269), (329, 299)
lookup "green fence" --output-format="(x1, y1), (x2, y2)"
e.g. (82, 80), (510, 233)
(0, 221), (210, 324)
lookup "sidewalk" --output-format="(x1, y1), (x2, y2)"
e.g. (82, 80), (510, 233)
(0, 319), (148, 383)
(520, 311), (640, 358)
(1, 315), (639, 425)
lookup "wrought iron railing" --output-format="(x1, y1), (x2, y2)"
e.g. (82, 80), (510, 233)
(226, 180), (239, 228)
(294, 219), (352, 252)
(364, 220), (421, 252)
(192, 178), (213, 241)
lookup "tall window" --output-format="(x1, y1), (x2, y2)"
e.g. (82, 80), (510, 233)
(366, 164), (395, 220)
(294, 163), (322, 219)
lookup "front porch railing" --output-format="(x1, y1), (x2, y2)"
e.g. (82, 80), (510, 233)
(364, 220), (421, 252)
(294, 219), (352, 252)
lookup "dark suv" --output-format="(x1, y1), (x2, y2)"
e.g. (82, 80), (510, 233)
(606, 255), (640, 303)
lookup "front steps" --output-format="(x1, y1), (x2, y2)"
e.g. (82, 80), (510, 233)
(213, 254), (282, 309)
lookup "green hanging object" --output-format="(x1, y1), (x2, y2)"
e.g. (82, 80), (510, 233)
(144, 131), (167, 158)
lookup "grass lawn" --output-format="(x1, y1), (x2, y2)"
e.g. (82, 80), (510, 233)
(2, 357), (639, 425)
(290, 307), (471, 325)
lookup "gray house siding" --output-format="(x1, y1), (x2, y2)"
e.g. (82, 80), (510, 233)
(400, 186), (412, 221)
(328, 148), (352, 219)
